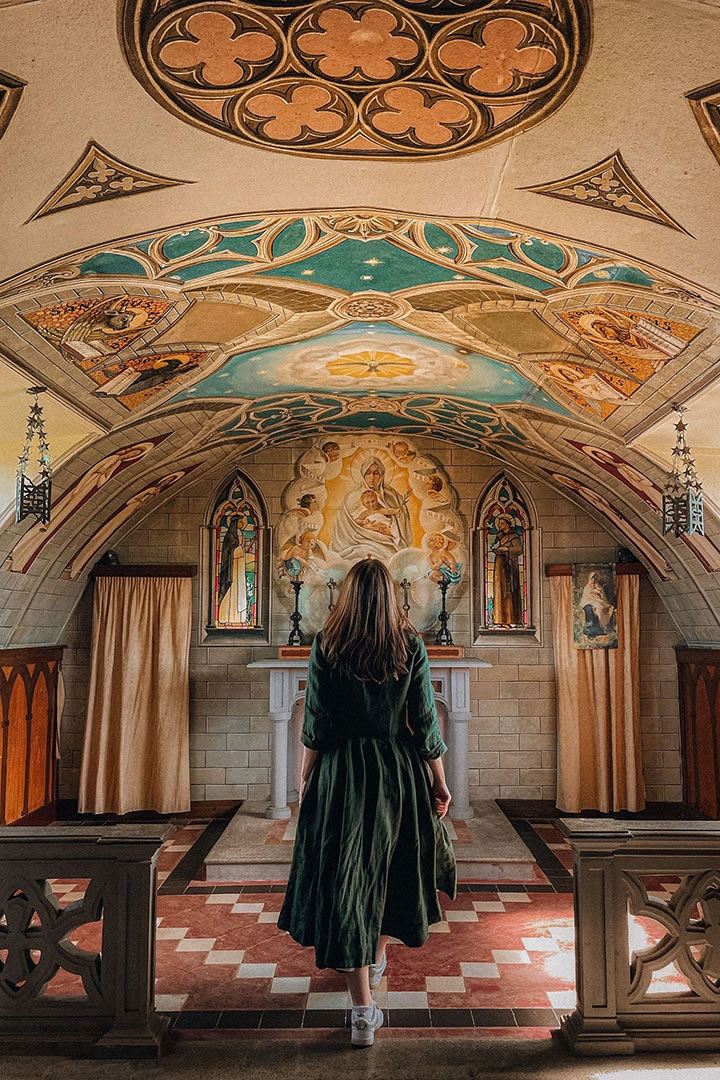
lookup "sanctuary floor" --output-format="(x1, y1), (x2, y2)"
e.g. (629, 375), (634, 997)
(38, 807), (687, 1037)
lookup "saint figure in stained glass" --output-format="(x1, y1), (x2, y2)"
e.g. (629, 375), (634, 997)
(479, 478), (532, 631)
(211, 476), (260, 630)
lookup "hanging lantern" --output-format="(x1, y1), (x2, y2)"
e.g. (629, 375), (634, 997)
(16, 386), (52, 526)
(662, 406), (704, 537)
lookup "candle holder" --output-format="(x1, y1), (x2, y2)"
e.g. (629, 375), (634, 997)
(399, 577), (411, 619)
(434, 578), (454, 645)
(287, 578), (304, 646)
(327, 577), (337, 611)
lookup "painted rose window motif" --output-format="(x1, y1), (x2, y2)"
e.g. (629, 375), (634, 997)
(479, 477), (533, 631)
(121, 0), (591, 159)
(210, 474), (262, 630)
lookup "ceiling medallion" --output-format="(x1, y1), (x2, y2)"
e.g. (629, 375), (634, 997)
(120, 0), (591, 159)
(331, 293), (408, 320)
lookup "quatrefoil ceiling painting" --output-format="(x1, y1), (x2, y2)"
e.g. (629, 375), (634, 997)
(120, 0), (591, 158)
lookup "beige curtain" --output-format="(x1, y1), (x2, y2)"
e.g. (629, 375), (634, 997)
(550, 573), (645, 813)
(79, 575), (192, 814)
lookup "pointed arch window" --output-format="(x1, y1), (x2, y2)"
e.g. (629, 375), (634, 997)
(203, 471), (270, 642)
(474, 475), (538, 639)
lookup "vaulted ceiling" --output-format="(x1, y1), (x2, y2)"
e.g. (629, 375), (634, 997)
(1, 0), (720, 644)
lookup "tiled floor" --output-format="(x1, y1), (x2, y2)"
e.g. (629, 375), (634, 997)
(43, 810), (684, 1036)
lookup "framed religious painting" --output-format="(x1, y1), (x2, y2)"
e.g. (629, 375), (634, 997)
(572, 563), (617, 649)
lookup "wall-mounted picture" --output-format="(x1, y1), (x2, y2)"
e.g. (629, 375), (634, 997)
(572, 564), (617, 649)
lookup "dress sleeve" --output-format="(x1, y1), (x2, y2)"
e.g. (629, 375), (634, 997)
(406, 638), (447, 760)
(301, 635), (334, 751)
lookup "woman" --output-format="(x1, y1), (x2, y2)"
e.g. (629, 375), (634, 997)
(331, 457), (411, 560)
(278, 559), (456, 1047)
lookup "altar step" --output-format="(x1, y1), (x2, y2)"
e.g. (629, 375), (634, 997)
(205, 799), (536, 883)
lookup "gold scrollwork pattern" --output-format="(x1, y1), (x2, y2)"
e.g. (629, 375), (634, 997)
(120, 0), (591, 158)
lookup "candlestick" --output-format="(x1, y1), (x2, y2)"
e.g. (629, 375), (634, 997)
(287, 578), (304, 646)
(434, 578), (453, 645)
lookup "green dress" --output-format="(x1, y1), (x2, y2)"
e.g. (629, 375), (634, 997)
(278, 633), (457, 970)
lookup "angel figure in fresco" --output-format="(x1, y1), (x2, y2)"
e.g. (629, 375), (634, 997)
(331, 456), (411, 560)
(218, 511), (251, 625)
(426, 533), (462, 585)
(490, 514), (524, 626)
(280, 531), (326, 580)
(579, 570), (616, 639)
(61, 299), (154, 361)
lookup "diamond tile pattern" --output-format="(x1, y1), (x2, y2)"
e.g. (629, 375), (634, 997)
(51, 817), (646, 1031)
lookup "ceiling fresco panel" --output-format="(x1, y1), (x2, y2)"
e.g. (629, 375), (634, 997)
(120, 0), (591, 159)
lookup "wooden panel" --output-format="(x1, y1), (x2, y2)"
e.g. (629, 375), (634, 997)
(0, 647), (62, 825)
(677, 648), (720, 819)
(5, 674), (28, 825)
(27, 668), (50, 815)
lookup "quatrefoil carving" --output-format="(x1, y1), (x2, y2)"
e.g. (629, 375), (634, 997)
(0, 876), (103, 1006)
(625, 870), (720, 1003)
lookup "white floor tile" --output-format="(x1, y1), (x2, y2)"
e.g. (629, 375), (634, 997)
(270, 977), (310, 994)
(205, 893), (239, 904)
(497, 892), (531, 902)
(231, 903), (265, 914)
(155, 994), (188, 1011)
(472, 901), (505, 913)
(521, 937), (559, 953)
(387, 991), (428, 1009)
(460, 962), (500, 979)
(176, 937), (216, 952)
(235, 963), (277, 979)
(306, 992), (349, 1010)
(156, 927), (188, 940)
(547, 990), (576, 1009)
(425, 976), (465, 993)
(205, 950), (246, 965)
(444, 910), (478, 922)
(428, 921), (450, 933)
(550, 926), (575, 942)
(258, 911), (280, 923)
(492, 950), (531, 965)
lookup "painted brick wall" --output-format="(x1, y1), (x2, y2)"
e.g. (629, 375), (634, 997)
(57, 440), (682, 805)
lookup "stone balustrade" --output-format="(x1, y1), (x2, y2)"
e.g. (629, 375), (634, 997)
(558, 818), (720, 1055)
(0, 825), (173, 1057)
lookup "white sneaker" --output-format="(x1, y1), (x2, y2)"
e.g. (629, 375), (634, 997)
(368, 952), (387, 989)
(350, 1003), (384, 1047)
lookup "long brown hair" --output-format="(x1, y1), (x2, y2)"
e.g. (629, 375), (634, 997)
(320, 558), (414, 682)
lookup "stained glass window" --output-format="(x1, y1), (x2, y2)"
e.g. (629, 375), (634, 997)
(479, 478), (532, 631)
(210, 474), (262, 630)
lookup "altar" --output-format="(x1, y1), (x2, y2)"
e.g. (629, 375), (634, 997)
(204, 648), (537, 882)
(248, 650), (491, 821)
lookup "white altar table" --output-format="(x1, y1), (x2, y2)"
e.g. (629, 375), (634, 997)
(247, 656), (490, 821)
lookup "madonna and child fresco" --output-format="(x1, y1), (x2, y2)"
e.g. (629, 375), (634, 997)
(275, 437), (466, 633)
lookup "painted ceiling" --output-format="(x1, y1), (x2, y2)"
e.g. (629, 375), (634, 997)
(2, 0), (720, 643)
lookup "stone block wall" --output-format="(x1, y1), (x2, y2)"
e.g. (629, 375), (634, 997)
(56, 439), (682, 805)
